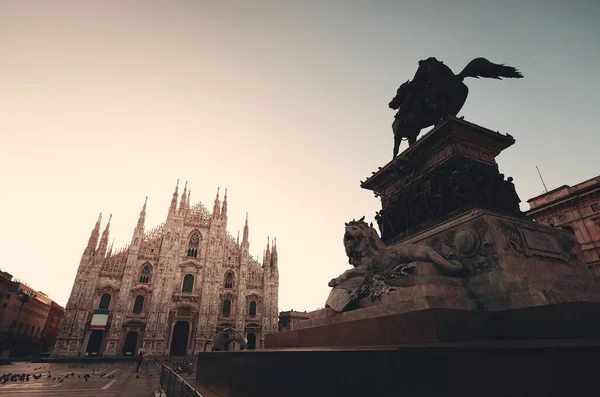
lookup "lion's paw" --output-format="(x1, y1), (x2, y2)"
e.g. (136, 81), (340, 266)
(328, 278), (339, 288)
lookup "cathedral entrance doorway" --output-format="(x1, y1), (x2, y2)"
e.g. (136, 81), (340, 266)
(247, 332), (256, 350)
(122, 331), (138, 356)
(170, 321), (189, 356)
(86, 331), (103, 356)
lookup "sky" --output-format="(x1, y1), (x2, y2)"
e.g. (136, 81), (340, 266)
(1, 1), (599, 312)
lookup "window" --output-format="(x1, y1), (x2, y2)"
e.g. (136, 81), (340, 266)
(182, 274), (194, 293)
(248, 301), (257, 316)
(188, 232), (200, 257)
(592, 203), (600, 212)
(99, 293), (111, 310)
(25, 324), (30, 335)
(222, 299), (231, 317)
(17, 323), (22, 334)
(561, 226), (575, 234)
(224, 272), (234, 289)
(133, 295), (145, 314)
(139, 264), (152, 283)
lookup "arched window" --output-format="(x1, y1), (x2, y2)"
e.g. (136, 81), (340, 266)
(248, 301), (257, 316)
(133, 295), (145, 314)
(562, 225), (575, 234)
(182, 274), (194, 293)
(224, 272), (234, 289)
(99, 293), (111, 310)
(188, 232), (200, 257)
(139, 264), (152, 283)
(222, 299), (231, 317)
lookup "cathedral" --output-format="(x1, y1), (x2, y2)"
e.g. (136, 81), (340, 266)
(52, 182), (279, 357)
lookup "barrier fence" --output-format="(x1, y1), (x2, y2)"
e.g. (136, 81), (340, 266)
(159, 363), (203, 397)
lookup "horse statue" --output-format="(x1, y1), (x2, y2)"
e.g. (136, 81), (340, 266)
(204, 327), (248, 352)
(389, 57), (523, 158)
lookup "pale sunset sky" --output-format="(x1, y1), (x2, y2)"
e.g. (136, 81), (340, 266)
(0, 1), (598, 311)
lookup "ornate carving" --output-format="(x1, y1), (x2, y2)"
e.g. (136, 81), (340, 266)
(378, 157), (523, 243)
(496, 219), (525, 254)
(426, 217), (498, 275)
(430, 235), (442, 253)
(453, 228), (481, 257)
(389, 57), (522, 158)
(496, 220), (574, 263)
(177, 307), (192, 317)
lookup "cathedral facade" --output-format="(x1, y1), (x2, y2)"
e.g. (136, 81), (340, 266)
(53, 182), (279, 357)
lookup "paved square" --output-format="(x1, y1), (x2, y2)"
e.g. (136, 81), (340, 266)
(0, 359), (196, 397)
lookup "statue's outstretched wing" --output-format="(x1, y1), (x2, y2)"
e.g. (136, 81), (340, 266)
(458, 58), (523, 80)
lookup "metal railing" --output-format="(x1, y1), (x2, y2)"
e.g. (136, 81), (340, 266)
(159, 363), (203, 397)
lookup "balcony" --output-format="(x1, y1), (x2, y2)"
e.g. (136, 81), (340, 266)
(172, 292), (200, 303)
(246, 314), (261, 322)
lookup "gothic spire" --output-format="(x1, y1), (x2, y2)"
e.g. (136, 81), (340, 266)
(137, 196), (147, 231)
(264, 236), (271, 268)
(187, 189), (191, 208)
(271, 237), (278, 268)
(179, 181), (188, 213)
(237, 230), (240, 246)
(85, 213), (102, 254)
(212, 187), (221, 216)
(97, 214), (112, 256)
(221, 188), (228, 217)
(169, 180), (179, 215)
(242, 212), (249, 244)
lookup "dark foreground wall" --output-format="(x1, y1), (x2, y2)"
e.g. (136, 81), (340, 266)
(196, 341), (600, 397)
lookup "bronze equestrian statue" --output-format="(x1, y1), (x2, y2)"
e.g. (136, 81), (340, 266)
(389, 57), (523, 158)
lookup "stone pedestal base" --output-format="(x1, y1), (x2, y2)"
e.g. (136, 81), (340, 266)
(265, 302), (600, 348)
(268, 209), (600, 348)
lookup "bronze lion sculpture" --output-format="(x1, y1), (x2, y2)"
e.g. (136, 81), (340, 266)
(326, 217), (464, 312)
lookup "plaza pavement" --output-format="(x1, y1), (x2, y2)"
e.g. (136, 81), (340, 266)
(0, 358), (197, 397)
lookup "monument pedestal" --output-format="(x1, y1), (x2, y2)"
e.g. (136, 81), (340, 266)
(266, 118), (600, 348)
(196, 118), (600, 396)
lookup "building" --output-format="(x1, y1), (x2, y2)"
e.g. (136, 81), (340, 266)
(0, 270), (16, 313)
(278, 310), (310, 332)
(0, 280), (53, 357)
(41, 301), (65, 354)
(527, 175), (600, 272)
(53, 183), (279, 357)
(0, 270), (65, 358)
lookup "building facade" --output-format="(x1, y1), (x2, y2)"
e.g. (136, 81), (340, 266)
(527, 175), (600, 272)
(41, 301), (65, 354)
(278, 310), (310, 332)
(53, 183), (279, 357)
(0, 275), (63, 357)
